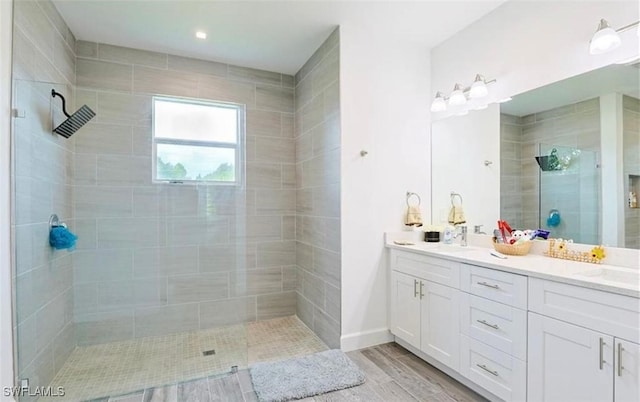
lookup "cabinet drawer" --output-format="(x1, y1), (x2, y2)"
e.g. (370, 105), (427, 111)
(460, 264), (527, 309)
(460, 293), (527, 361)
(391, 249), (460, 288)
(460, 335), (526, 402)
(529, 278), (640, 343)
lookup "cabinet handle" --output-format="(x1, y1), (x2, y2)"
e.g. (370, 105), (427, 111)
(599, 338), (606, 370)
(420, 281), (425, 299)
(477, 281), (500, 290)
(477, 319), (500, 330)
(414, 280), (419, 298)
(618, 343), (624, 376)
(476, 364), (499, 377)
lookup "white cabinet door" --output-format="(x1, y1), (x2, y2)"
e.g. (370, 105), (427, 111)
(420, 280), (460, 371)
(528, 312), (614, 402)
(390, 270), (421, 349)
(615, 338), (640, 402)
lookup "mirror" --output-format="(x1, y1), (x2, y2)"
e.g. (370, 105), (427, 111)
(431, 63), (640, 249)
(431, 104), (500, 233)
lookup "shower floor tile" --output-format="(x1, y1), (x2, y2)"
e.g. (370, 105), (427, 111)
(41, 316), (327, 402)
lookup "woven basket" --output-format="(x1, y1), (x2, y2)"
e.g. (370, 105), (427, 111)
(493, 241), (532, 256)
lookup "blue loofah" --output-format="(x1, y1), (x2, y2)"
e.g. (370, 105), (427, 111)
(546, 210), (561, 227)
(49, 226), (78, 250)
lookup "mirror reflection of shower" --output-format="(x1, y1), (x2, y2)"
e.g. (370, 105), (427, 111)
(537, 143), (600, 244)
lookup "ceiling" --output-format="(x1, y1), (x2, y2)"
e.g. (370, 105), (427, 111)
(502, 62), (640, 116)
(51, 0), (507, 75)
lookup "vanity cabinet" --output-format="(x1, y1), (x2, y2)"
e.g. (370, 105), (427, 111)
(390, 270), (422, 349)
(528, 279), (640, 402)
(388, 246), (639, 402)
(615, 338), (640, 402)
(389, 250), (460, 371)
(528, 312), (614, 402)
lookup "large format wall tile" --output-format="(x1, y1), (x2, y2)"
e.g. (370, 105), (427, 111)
(73, 39), (298, 342)
(12, 0), (77, 389)
(294, 28), (341, 348)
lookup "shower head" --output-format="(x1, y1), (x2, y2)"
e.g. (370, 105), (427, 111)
(51, 89), (96, 138)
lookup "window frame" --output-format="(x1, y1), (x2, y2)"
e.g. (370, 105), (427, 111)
(151, 95), (245, 186)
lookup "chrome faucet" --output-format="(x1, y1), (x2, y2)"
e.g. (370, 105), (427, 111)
(474, 225), (486, 234)
(454, 226), (468, 246)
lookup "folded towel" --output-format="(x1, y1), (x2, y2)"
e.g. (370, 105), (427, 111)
(448, 205), (466, 225)
(49, 226), (78, 251)
(405, 205), (423, 227)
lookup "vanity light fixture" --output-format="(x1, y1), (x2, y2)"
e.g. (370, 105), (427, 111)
(589, 18), (640, 55)
(195, 31), (207, 39)
(449, 84), (467, 106)
(431, 74), (497, 113)
(430, 92), (447, 112)
(469, 74), (489, 99)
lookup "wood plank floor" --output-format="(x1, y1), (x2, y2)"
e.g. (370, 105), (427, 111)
(93, 342), (487, 402)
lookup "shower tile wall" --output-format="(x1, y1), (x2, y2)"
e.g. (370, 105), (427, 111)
(623, 95), (640, 249)
(72, 41), (296, 345)
(294, 28), (341, 348)
(11, 0), (77, 396)
(500, 98), (601, 242)
(500, 114), (523, 228)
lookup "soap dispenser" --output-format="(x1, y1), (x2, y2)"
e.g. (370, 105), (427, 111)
(443, 225), (454, 244)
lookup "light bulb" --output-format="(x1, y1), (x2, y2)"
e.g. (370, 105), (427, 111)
(469, 75), (488, 99)
(430, 92), (447, 112)
(590, 19), (621, 54)
(448, 84), (466, 106)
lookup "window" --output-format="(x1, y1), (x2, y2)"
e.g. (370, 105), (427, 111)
(152, 96), (244, 184)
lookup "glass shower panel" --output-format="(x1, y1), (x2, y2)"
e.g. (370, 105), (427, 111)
(11, 77), (250, 401)
(538, 143), (600, 244)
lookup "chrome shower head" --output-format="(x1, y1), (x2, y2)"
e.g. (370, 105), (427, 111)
(51, 89), (96, 138)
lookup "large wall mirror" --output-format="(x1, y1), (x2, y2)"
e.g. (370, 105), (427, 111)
(431, 62), (639, 249)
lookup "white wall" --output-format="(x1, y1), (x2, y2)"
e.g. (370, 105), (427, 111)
(431, 104), (500, 231)
(0, 0), (15, 399)
(600, 93), (625, 246)
(339, 25), (431, 350)
(431, 0), (640, 111)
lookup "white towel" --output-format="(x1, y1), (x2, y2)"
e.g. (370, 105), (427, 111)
(448, 205), (466, 225)
(405, 206), (423, 227)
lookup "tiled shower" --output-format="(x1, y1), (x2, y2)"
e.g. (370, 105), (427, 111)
(10, 1), (341, 400)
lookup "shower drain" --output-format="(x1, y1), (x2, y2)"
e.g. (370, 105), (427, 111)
(202, 349), (216, 356)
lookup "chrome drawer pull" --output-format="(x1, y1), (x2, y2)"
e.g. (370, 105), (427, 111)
(420, 281), (425, 299)
(599, 338), (606, 370)
(477, 319), (500, 330)
(618, 343), (624, 376)
(477, 281), (500, 289)
(414, 280), (419, 298)
(476, 364), (499, 377)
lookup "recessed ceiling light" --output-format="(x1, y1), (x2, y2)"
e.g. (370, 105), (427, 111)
(195, 31), (207, 40)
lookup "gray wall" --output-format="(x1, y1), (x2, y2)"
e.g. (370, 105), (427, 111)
(11, 0), (77, 396)
(294, 28), (341, 348)
(72, 41), (298, 345)
(500, 98), (601, 243)
(623, 95), (640, 249)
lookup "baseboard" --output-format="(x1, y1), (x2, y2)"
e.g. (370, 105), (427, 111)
(394, 337), (501, 402)
(340, 327), (394, 352)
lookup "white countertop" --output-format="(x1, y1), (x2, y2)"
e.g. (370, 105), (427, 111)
(385, 237), (640, 299)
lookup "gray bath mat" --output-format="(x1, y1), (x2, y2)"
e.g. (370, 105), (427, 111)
(249, 349), (366, 402)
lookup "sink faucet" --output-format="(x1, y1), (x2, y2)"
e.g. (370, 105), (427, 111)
(474, 225), (486, 234)
(454, 226), (468, 246)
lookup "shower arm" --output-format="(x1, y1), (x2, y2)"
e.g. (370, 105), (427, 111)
(51, 89), (72, 118)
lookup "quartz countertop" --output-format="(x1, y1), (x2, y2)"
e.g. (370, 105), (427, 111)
(385, 237), (640, 299)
